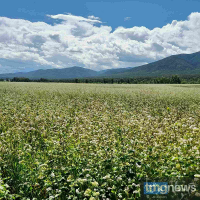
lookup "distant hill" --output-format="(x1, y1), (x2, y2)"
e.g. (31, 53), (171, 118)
(0, 66), (99, 79)
(98, 67), (133, 76)
(1, 51), (200, 79)
(0, 66), (134, 79)
(106, 51), (200, 78)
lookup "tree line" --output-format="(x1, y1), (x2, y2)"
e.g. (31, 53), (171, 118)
(0, 75), (185, 84)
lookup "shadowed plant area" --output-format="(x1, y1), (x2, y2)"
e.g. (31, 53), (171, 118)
(0, 83), (199, 199)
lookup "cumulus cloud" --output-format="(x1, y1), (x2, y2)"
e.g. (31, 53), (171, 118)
(0, 12), (200, 73)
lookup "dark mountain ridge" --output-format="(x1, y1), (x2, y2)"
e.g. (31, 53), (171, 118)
(108, 52), (200, 78)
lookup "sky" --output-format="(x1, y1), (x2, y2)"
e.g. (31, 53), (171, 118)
(1, 0), (200, 73)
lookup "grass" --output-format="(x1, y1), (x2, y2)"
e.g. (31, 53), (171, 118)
(0, 82), (199, 199)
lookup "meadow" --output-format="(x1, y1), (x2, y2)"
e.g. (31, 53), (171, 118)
(0, 82), (199, 199)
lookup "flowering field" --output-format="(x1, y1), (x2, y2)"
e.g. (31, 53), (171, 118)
(0, 82), (199, 199)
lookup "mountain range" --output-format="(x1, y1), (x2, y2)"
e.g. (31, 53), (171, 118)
(1, 51), (200, 79)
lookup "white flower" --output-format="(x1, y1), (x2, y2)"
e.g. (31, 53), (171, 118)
(193, 127), (199, 131)
(91, 181), (99, 187)
(84, 188), (92, 197)
(118, 176), (123, 181)
(136, 163), (141, 168)
(46, 187), (52, 191)
(132, 183), (140, 187)
(93, 191), (100, 196)
(103, 174), (110, 179)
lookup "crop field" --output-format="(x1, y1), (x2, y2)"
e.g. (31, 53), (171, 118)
(0, 82), (200, 199)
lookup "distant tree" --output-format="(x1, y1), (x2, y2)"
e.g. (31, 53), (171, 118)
(39, 78), (48, 82)
(75, 79), (79, 83)
(12, 77), (30, 82)
(171, 75), (181, 84)
(120, 79), (124, 84)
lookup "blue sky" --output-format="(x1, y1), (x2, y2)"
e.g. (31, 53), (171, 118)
(1, 0), (200, 73)
(2, 0), (200, 29)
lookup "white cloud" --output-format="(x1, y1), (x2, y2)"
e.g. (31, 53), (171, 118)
(0, 12), (200, 73)
(48, 14), (102, 24)
(88, 15), (101, 21)
(124, 17), (131, 21)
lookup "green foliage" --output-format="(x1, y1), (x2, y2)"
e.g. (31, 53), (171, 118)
(171, 75), (181, 84)
(10, 76), (184, 84)
(0, 83), (199, 199)
(12, 77), (31, 82)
